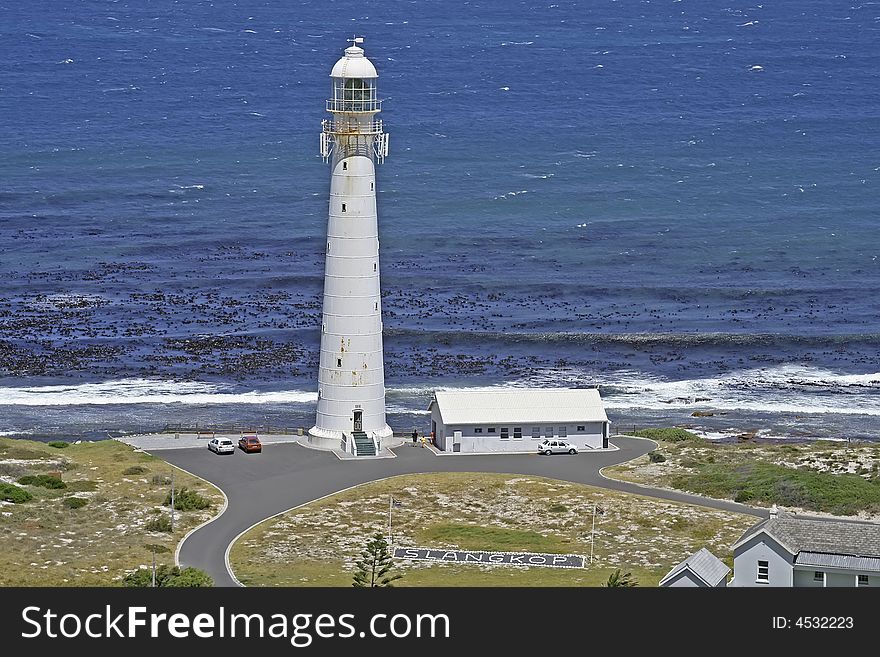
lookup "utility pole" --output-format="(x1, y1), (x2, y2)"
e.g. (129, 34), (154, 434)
(170, 469), (175, 532)
(388, 495), (393, 545)
(590, 503), (597, 565)
(151, 548), (157, 588)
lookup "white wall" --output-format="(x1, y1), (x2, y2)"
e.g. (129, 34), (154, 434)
(796, 569), (878, 588)
(431, 416), (609, 453)
(731, 534), (793, 587)
(793, 569), (826, 587)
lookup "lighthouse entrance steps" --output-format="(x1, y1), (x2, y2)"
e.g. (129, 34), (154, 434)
(351, 431), (376, 456)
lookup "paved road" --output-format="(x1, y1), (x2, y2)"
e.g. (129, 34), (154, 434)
(157, 437), (767, 587)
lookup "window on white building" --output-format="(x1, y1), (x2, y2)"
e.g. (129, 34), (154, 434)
(814, 571), (824, 583)
(531, 427), (541, 439)
(858, 575), (869, 587)
(474, 428), (483, 434)
(337, 358), (342, 368)
(488, 427), (496, 433)
(342, 203), (346, 212)
(500, 428), (509, 440)
(757, 561), (769, 582)
(577, 425), (585, 431)
(545, 427), (554, 438)
(559, 426), (567, 438)
(513, 428), (522, 440)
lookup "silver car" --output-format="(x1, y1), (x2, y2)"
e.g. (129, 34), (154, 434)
(208, 437), (235, 455)
(537, 439), (578, 455)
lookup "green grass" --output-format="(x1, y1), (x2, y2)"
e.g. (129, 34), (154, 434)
(229, 472), (755, 588)
(234, 558), (663, 588)
(633, 428), (703, 443)
(607, 433), (880, 517)
(416, 524), (571, 553)
(672, 462), (880, 516)
(0, 437), (223, 586)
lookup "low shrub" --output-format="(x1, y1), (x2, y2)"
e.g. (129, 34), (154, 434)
(47, 441), (69, 449)
(648, 451), (667, 463)
(18, 474), (67, 489)
(633, 428), (703, 443)
(123, 466), (149, 476)
(66, 480), (98, 492)
(3, 447), (49, 460)
(123, 565), (213, 588)
(164, 487), (212, 511)
(151, 474), (171, 486)
(672, 462), (880, 515)
(548, 504), (568, 514)
(62, 496), (88, 509)
(0, 483), (33, 503)
(145, 515), (173, 533)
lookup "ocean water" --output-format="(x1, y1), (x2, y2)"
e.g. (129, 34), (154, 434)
(0, 0), (878, 440)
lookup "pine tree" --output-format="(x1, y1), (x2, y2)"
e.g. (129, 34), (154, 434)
(604, 568), (638, 587)
(352, 532), (403, 588)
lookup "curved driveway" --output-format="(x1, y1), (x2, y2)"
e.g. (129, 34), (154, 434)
(157, 437), (767, 587)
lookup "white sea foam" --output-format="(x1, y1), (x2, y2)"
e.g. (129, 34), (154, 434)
(1, 367), (875, 418)
(596, 365), (880, 416)
(0, 379), (316, 407)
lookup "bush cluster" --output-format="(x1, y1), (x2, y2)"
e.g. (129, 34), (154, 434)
(648, 451), (667, 463)
(62, 497), (88, 509)
(672, 462), (880, 516)
(634, 428), (703, 443)
(18, 474), (67, 489)
(145, 515), (173, 533)
(47, 441), (69, 449)
(123, 466), (149, 476)
(164, 487), (212, 511)
(0, 483), (33, 503)
(123, 565), (213, 588)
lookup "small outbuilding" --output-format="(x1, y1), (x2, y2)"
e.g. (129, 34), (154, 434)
(428, 388), (610, 453)
(659, 547), (730, 588)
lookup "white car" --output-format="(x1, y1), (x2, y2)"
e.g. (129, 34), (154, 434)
(537, 439), (578, 455)
(208, 438), (235, 455)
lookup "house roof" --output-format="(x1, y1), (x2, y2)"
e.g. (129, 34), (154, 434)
(428, 388), (608, 426)
(795, 552), (880, 573)
(734, 513), (880, 560)
(659, 547), (730, 586)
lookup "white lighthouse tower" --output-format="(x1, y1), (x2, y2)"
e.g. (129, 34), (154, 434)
(308, 38), (393, 456)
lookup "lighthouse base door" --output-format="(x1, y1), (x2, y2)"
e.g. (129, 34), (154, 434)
(353, 411), (363, 432)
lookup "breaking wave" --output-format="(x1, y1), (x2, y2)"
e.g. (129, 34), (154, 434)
(0, 379), (316, 406)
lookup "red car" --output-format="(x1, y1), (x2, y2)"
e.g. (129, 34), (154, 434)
(238, 435), (262, 453)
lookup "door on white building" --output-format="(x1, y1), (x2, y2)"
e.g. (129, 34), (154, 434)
(353, 411), (363, 432)
(453, 430), (462, 452)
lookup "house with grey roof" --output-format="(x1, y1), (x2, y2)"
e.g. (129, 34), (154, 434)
(729, 507), (880, 587)
(659, 547), (730, 587)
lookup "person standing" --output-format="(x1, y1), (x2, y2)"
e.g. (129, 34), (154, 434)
(411, 429), (418, 444)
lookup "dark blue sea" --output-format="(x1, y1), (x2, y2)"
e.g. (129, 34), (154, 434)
(1, 0), (878, 441)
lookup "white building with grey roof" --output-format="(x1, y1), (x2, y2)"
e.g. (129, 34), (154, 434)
(729, 508), (880, 587)
(660, 547), (731, 587)
(428, 388), (610, 453)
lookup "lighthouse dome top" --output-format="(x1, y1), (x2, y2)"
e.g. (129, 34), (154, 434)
(330, 39), (378, 79)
